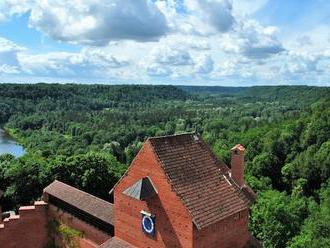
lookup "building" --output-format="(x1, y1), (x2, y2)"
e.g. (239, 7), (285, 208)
(0, 133), (257, 248)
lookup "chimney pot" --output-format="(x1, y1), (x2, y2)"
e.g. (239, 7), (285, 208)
(231, 144), (245, 186)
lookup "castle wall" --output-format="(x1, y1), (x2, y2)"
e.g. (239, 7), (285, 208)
(114, 141), (194, 248)
(0, 201), (111, 248)
(47, 204), (111, 247)
(193, 208), (250, 248)
(0, 201), (48, 248)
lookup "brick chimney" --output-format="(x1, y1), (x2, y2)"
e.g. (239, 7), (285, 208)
(231, 144), (245, 186)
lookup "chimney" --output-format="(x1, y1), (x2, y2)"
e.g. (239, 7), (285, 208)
(231, 144), (245, 186)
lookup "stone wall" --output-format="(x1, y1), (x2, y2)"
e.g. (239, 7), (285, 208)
(193, 208), (250, 248)
(0, 201), (48, 248)
(47, 204), (111, 247)
(0, 201), (111, 248)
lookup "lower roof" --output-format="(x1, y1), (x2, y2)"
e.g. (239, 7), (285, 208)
(44, 180), (113, 225)
(99, 237), (135, 248)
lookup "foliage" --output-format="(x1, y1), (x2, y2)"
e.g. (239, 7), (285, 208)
(58, 224), (84, 248)
(0, 84), (329, 247)
(288, 180), (330, 248)
(46, 219), (83, 248)
(49, 152), (126, 199)
(250, 190), (309, 247)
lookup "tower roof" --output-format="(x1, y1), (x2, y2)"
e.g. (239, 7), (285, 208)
(123, 177), (157, 201)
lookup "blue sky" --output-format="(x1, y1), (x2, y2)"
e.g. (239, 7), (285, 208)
(0, 0), (329, 86)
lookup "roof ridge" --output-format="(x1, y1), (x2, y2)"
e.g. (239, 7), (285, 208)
(47, 180), (113, 206)
(147, 132), (195, 140)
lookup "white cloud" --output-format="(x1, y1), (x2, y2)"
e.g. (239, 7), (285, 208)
(71, 48), (129, 68)
(27, 0), (168, 45)
(198, 0), (235, 33)
(0, 37), (23, 74)
(233, 0), (268, 15)
(221, 20), (284, 59)
(284, 25), (330, 55)
(151, 45), (194, 66)
(0, 13), (6, 22)
(0, 0), (330, 86)
(182, 0), (236, 35)
(18, 47), (129, 78)
(195, 55), (214, 74)
(0, 0), (35, 21)
(147, 64), (172, 77)
(189, 40), (211, 50)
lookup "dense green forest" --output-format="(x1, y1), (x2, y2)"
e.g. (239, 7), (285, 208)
(0, 83), (329, 247)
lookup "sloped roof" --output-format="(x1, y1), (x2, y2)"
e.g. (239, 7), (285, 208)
(148, 133), (254, 230)
(123, 177), (157, 201)
(99, 237), (135, 248)
(44, 180), (113, 225)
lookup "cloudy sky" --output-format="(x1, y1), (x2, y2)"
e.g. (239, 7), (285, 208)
(0, 0), (330, 86)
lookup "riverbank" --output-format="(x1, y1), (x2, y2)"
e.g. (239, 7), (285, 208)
(3, 128), (25, 146)
(0, 127), (26, 158)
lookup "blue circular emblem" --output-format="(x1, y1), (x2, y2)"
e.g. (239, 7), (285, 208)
(142, 215), (154, 234)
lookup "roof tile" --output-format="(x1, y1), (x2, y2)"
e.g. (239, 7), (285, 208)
(148, 133), (254, 230)
(99, 237), (135, 248)
(44, 180), (114, 225)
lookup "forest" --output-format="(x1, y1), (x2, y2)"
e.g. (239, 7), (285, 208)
(0, 83), (329, 247)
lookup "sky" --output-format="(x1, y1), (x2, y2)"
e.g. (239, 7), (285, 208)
(0, 0), (330, 86)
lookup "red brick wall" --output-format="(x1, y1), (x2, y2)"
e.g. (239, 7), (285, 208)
(47, 204), (110, 247)
(114, 141), (194, 248)
(193, 209), (250, 248)
(0, 201), (48, 248)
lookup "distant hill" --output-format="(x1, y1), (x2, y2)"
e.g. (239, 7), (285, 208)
(179, 85), (330, 105)
(178, 85), (246, 95)
(0, 84), (189, 103)
(239, 85), (330, 101)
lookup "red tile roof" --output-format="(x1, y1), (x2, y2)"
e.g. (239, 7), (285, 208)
(148, 133), (255, 230)
(99, 237), (135, 248)
(44, 180), (113, 225)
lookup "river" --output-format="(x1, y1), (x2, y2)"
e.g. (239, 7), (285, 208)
(0, 129), (26, 158)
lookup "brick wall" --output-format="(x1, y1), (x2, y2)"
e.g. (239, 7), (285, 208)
(0, 201), (111, 248)
(0, 201), (48, 248)
(193, 209), (250, 248)
(47, 204), (110, 247)
(114, 141), (194, 247)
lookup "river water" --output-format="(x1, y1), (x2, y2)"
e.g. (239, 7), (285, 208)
(0, 129), (26, 158)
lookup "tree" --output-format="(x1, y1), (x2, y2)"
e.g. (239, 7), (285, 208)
(4, 154), (47, 206)
(250, 190), (309, 248)
(289, 180), (330, 248)
(50, 152), (126, 200)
